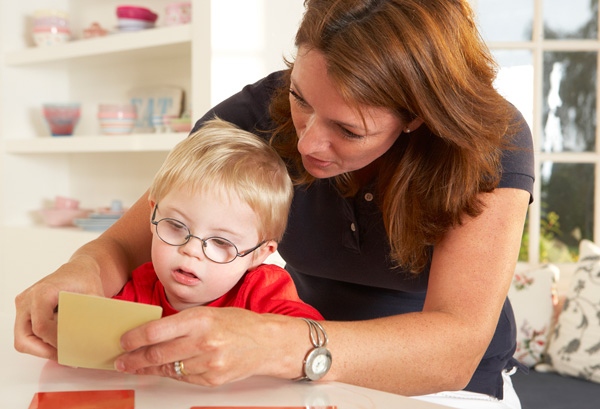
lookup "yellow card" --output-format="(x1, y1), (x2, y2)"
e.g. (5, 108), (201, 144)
(57, 291), (162, 370)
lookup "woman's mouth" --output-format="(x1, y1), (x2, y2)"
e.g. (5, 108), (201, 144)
(303, 154), (333, 168)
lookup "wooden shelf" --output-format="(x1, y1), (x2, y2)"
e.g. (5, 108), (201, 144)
(4, 24), (193, 66)
(4, 132), (187, 154)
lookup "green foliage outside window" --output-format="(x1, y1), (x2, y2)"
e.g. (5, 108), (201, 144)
(519, 207), (578, 263)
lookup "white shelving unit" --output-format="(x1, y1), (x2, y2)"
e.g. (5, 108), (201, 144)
(0, 0), (304, 284)
(0, 1), (210, 278)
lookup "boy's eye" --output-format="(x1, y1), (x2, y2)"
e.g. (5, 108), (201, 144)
(211, 238), (233, 248)
(167, 219), (186, 230)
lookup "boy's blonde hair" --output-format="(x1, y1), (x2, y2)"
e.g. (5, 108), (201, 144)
(150, 118), (293, 242)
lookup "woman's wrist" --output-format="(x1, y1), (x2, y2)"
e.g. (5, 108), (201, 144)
(258, 314), (316, 379)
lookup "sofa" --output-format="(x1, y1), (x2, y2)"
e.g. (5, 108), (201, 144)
(508, 240), (600, 408)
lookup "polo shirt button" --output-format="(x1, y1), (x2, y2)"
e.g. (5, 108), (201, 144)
(350, 223), (356, 232)
(365, 193), (374, 202)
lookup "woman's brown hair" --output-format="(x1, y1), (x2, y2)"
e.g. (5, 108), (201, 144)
(269, 0), (516, 273)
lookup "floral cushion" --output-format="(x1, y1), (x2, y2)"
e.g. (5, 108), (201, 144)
(545, 240), (600, 383)
(508, 264), (559, 367)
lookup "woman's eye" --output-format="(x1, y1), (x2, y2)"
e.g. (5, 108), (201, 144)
(340, 127), (365, 139)
(289, 88), (309, 108)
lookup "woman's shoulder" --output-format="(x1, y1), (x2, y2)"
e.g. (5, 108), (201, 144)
(499, 103), (535, 200)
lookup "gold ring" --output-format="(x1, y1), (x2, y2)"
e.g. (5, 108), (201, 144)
(180, 360), (189, 376)
(174, 360), (188, 376)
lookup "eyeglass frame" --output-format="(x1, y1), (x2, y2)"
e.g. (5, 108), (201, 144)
(151, 204), (267, 264)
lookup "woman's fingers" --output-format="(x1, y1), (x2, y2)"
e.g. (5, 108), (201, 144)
(119, 310), (198, 353)
(14, 303), (58, 360)
(14, 260), (108, 361)
(114, 307), (285, 386)
(115, 308), (214, 373)
(14, 284), (59, 358)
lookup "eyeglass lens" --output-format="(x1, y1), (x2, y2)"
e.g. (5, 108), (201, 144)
(155, 219), (239, 263)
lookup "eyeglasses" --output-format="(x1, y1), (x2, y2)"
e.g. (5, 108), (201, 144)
(151, 205), (266, 264)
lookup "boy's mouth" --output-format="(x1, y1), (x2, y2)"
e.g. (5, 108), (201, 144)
(176, 268), (196, 278)
(172, 268), (200, 285)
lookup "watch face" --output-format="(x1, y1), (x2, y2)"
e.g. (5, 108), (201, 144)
(305, 347), (332, 380)
(312, 354), (330, 372)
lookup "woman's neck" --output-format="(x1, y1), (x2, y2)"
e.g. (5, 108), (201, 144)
(353, 156), (384, 188)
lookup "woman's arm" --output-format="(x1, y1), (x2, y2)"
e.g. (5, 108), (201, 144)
(323, 187), (530, 394)
(113, 187), (529, 395)
(14, 191), (154, 360)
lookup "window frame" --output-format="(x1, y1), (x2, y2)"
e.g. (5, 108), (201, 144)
(469, 0), (600, 287)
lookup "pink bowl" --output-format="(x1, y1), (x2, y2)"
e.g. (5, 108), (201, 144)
(98, 104), (137, 118)
(33, 17), (69, 28)
(39, 208), (93, 227)
(116, 6), (158, 22)
(43, 103), (80, 136)
(170, 118), (192, 133)
(98, 112), (137, 119)
(33, 26), (71, 34)
(55, 196), (80, 210)
(165, 2), (191, 26)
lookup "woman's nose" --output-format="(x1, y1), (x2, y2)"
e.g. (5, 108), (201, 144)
(297, 115), (329, 155)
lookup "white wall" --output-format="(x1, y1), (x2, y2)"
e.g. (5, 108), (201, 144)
(211, 0), (304, 106)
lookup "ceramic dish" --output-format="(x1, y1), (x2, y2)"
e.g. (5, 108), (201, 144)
(42, 103), (81, 136)
(165, 2), (191, 26)
(117, 18), (155, 31)
(39, 208), (93, 227)
(169, 117), (192, 133)
(116, 6), (158, 22)
(74, 217), (119, 232)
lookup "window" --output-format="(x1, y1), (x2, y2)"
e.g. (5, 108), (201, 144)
(472, 0), (599, 265)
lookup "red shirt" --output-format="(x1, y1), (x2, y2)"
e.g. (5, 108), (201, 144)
(113, 262), (323, 320)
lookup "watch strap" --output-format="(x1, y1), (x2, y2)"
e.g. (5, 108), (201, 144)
(293, 318), (331, 381)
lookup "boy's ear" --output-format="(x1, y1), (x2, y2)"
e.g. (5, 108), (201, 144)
(249, 240), (278, 270)
(148, 199), (156, 234)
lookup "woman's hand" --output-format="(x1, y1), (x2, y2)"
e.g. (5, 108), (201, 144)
(115, 307), (304, 386)
(14, 255), (105, 360)
(14, 192), (153, 361)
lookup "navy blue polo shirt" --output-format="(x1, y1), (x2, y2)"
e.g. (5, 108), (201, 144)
(193, 71), (535, 399)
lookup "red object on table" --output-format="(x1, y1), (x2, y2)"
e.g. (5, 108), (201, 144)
(28, 390), (134, 409)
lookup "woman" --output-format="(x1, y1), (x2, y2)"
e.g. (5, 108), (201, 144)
(15, 1), (533, 408)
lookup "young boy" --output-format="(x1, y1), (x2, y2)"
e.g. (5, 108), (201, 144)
(113, 118), (322, 321)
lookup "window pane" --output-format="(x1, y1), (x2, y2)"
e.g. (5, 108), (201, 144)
(540, 162), (594, 263)
(542, 51), (597, 153)
(475, 0), (534, 42)
(492, 50), (533, 131)
(544, 0), (598, 39)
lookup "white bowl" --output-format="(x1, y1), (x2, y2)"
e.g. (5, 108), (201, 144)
(117, 18), (155, 31)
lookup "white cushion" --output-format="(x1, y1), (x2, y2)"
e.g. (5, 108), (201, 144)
(545, 240), (600, 383)
(509, 264), (559, 367)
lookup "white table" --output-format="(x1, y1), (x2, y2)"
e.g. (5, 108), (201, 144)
(1, 279), (449, 408)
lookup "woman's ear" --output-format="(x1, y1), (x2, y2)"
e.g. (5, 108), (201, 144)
(406, 117), (424, 133)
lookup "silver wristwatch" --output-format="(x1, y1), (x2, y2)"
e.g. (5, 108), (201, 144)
(295, 318), (332, 381)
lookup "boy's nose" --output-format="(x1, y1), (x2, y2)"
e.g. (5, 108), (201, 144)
(180, 237), (207, 260)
